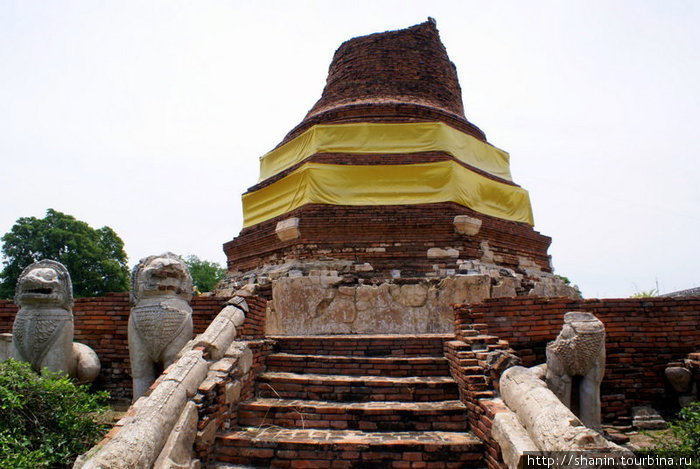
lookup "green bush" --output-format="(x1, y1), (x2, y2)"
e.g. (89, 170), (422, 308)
(0, 359), (109, 469)
(647, 402), (700, 467)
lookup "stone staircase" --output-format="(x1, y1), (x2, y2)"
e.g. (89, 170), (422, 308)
(212, 334), (484, 468)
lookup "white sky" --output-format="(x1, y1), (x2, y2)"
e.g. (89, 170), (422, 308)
(1, 1), (698, 298)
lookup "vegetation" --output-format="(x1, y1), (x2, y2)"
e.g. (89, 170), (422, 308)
(0, 359), (109, 469)
(184, 254), (226, 293)
(630, 288), (659, 298)
(646, 402), (700, 466)
(0, 209), (130, 299)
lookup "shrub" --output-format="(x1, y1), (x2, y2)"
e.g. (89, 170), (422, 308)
(0, 359), (109, 469)
(647, 402), (700, 467)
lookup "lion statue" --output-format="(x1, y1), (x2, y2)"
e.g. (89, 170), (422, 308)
(11, 259), (100, 384)
(129, 252), (193, 400)
(545, 311), (606, 431)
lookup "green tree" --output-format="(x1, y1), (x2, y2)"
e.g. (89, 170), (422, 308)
(0, 209), (130, 299)
(184, 254), (226, 293)
(0, 359), (109, 469)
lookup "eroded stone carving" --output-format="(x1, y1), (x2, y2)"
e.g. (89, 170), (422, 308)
(498, 366), (631, 467)
(11, 260), (100, 383)
(129, 253), (193, 400)
(664, 362), (698, 408)
(268, 275), (493, 335)
(545, 311), (606, 431)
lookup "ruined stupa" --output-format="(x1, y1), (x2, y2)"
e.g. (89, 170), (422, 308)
(221, 20), (576, 306)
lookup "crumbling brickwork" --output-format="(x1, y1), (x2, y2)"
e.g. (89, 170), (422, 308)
(445, 318), (513, 469)
(285, 20), (484, 144)
(225, 203), (552, 277)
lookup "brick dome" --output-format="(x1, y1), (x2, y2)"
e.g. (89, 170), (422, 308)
(282, 19), (486, 144)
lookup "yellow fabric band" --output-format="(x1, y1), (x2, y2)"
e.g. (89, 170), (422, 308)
(242, 161), (533, 227)
(259, 122), (513, 182)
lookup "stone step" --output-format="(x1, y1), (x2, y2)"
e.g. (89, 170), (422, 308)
(238, 398), (467, 432)
(266, 352), (451, 377)
(269, 334), (452, 358)
(459, 334), (500, 345)
(257, 372), (459, 402)
(215, 428), (483, 468)
(455, 326), (493, 333)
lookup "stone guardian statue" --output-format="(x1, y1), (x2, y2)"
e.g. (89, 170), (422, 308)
(545, 311), (606, 431)
(11, 259), (100, 383)
(129, 253), (193, 400)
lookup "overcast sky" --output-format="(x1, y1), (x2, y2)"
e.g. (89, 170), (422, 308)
(1, 1), (698, 298)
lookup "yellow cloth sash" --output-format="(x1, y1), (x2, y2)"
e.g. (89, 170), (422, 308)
(258, 122), (513, 182)
(242, 161), (533, 227)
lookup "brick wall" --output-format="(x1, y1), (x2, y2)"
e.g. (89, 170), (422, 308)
(191, 296), (231, 335)
(238, 295), (267, 340)
(0, 293), (228, 401)
(457, 296), (700, 422)
(0, 299), (17, 334)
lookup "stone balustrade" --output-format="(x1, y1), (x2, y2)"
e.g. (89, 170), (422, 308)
(74, 296), (260, 469)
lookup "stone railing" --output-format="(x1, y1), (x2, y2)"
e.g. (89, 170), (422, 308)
(74, 295), (264, 469)
(493, 366), (632, 469)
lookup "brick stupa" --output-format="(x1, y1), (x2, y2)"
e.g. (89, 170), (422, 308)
(223, 19), (558, 288)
